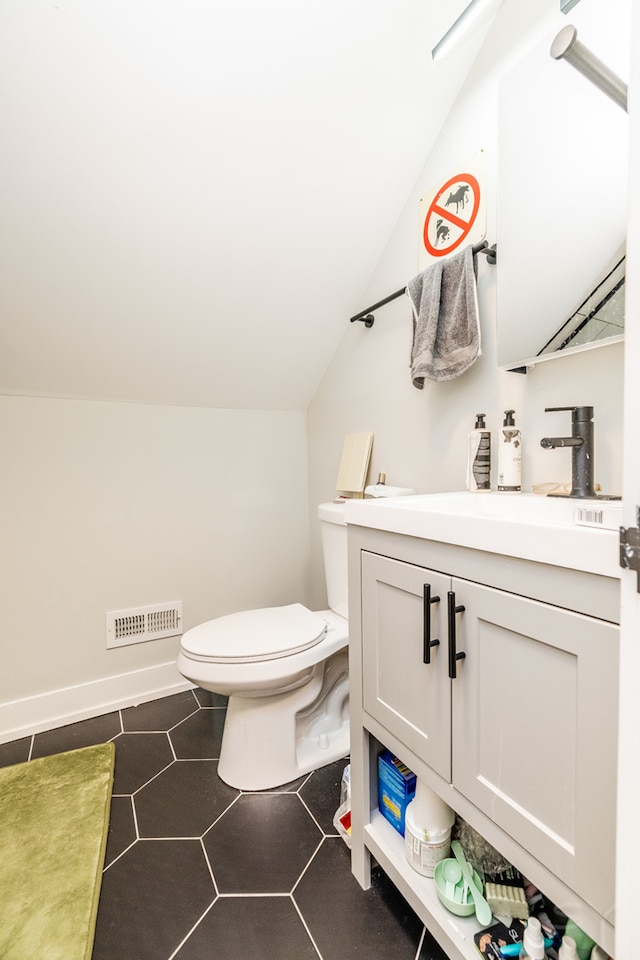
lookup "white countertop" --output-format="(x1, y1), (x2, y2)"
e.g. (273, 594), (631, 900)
(344, 491), (622, 578)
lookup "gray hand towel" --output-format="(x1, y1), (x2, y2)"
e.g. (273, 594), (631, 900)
(407, 244), (481, 387)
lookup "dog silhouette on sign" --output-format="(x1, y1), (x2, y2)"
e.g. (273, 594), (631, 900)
(445, 184), (470, 213)
(435, 219), (451, 246)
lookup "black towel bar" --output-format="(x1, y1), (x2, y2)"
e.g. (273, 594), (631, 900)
(349, 241), (497, 327)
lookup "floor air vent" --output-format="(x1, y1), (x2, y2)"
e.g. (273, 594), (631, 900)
(106, 601), (183, 648)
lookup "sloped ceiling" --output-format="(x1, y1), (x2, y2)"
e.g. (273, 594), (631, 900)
(0, 0), (497, 410)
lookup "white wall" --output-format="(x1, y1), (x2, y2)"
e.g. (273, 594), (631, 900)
(0, 396), (309, 738)
(0, 0), (629, 744)
(307, 0), (626, 609)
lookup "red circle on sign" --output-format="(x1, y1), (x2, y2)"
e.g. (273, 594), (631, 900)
(422, 173), (481, 258)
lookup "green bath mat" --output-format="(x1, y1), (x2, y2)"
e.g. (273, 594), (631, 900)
(0, 741), (115, 960)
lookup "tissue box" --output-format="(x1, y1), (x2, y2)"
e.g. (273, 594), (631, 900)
(377, 751), (416, 836)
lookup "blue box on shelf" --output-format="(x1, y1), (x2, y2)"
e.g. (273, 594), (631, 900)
(377, 750), (416, 836)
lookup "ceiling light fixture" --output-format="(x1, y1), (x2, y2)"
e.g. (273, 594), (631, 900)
(431, 0), (501, 62)
(560, 0), (582, 13)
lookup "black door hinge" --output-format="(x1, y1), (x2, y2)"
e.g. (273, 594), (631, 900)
(620, 506), (640, 592)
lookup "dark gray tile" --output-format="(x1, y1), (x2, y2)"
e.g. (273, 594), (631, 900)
(31, 711), (121, 758)
(170, 708), (227, 759)
(294, 837), (424, 960)
(0, 736), (31, 768)
(94, 839), (215, 960)
(104, 796), (137, 867)
(135, 760), (238, 838)
(121, 691), (198, 731)
(110, 732), (174, 794)
(300, 757), (348, 834)
(174, 896), (319, 960)
(193, 687), (228, 708)
(203, 793), (321, 894)
(0, 690), (451, 960)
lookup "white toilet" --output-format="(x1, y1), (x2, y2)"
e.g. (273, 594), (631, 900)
(176, 501), (349, 790)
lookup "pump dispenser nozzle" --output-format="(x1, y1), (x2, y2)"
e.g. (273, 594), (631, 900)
(520, 917), (546, 960)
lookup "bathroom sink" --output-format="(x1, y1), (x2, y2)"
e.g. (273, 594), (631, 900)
(344, 491), (622, 577)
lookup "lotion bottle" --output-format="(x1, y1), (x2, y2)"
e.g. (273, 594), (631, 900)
(498, 409), (522, 491)
(467, 413), (491, 491)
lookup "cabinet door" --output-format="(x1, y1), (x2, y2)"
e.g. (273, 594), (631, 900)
(451, 578), (618, 921)
(361, 551), (452, 781)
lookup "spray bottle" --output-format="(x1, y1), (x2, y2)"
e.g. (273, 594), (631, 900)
(519, 917), (547, 960)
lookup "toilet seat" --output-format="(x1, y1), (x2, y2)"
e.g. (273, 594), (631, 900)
(180, 603), (327, 664)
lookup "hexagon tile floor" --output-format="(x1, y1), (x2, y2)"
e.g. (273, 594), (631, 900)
(0, 688), (450, 960)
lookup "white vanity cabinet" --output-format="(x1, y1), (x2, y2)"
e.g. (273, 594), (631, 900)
(349, 522), (620, 960)
(362, 554), (453, 781)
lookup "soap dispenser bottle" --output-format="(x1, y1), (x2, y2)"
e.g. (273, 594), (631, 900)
(498, 409), (522, 492)
(519, 917), (547, 960)
(467, 414), (491, 491)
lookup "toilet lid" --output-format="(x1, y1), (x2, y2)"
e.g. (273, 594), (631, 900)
(180, 603), (328, 663)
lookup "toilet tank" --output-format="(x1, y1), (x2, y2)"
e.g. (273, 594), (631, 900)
(317, 501), (348, 620)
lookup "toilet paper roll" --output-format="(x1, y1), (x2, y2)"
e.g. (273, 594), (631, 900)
(412, 778), (455, 832)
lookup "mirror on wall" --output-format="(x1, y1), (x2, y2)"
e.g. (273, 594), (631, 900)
(538, 245), (624, 357)
(496, 18), (629, 370)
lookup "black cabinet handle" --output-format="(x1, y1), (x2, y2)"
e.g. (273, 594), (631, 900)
(447, 590), (466, 679)
(423, 584), (441, 663)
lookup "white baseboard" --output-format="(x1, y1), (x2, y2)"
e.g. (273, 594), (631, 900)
(0, 661), (195, 744)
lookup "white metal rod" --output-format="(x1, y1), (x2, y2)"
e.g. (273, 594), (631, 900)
(550, 24), (628, 112)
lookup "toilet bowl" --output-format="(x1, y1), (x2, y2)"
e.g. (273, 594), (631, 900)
(176, 502), (350, 790)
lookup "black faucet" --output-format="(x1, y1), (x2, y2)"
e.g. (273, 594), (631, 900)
(540, 406), (595, 498)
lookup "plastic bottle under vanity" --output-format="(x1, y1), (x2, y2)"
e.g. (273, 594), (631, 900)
(498, 409), (522, 492)
(557, 936), (580, 960)
(519, 917), (547, 960)
(563, 919), (595, 959)
(404, 778), (455, 877)
(467, 414), (491, 491)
